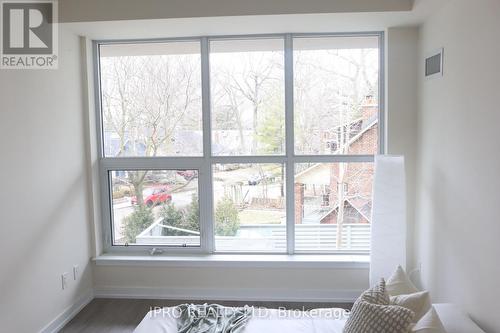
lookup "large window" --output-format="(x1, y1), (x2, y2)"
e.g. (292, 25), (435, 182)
(100, 42), (203, 157)
(96, 33), (382, 254)
(210, 39), (285, 156)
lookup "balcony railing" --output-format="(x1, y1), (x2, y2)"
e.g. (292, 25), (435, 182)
(136, 219), (370, 253)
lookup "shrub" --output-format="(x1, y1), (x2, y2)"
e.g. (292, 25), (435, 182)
(112, 190), (125, 199)
(122, 205), (154, 243)
(215, 197), (240, 236)
(159, 203), (184, 236)
(113, 185), (133, 199)
(159, 196), (200, 235)
(184, 194), (200, 232)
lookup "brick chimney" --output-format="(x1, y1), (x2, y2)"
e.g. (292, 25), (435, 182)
(362, 94), (377, 120)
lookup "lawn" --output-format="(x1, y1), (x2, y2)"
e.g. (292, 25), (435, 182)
(239, 209), (285, 225)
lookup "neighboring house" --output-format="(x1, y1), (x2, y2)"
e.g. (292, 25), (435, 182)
(295, 96), (378, 225)
(104, 131), (147, 156)
(103, 130), (203, 157)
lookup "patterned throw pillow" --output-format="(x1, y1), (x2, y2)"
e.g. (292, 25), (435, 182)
(359, 278), (390, 305)
(344, 279), (415, 333)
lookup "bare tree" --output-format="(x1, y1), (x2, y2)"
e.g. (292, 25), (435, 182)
(212, 51), (283, 155)
(212, 81), (248, 153)
(101, 53), (201, 204)
(228, 53), (279, 154)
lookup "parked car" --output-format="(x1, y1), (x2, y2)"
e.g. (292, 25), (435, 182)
(247, 175), (261, 186)
(177, 170), (198, 181)
(131, 186), (172, 207)
(248, 172), (276, 185)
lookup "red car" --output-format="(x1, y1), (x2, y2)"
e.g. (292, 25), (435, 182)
(131, 186), (172, 207)
(177, 170), (197, 180)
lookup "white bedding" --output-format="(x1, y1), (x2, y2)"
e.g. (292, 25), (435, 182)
(134, 303), (486, 333)
(433, 304), (485, 333)
(134, 307), (348, 333)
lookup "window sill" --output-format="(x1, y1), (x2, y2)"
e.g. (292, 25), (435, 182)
(93, 253), (370, 269)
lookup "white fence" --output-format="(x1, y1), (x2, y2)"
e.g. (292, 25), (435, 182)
(136, 221), (370, 253)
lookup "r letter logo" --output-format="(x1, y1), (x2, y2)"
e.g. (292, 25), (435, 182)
(1, 0), (58, 69)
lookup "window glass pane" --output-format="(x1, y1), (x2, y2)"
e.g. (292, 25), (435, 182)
(294, 36), (379, 155)
(294, 162), (373, 252)
(110, 169), (200, 246)
(210, 39), (285, 156)
(213, 163), (286, 252)
(100, 42), (203, 157)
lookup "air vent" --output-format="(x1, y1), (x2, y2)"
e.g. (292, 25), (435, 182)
(425, 48), (444, 77)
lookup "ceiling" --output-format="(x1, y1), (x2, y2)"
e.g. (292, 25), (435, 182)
(60, 0), (415, 23)
(65, 0), (450, 39)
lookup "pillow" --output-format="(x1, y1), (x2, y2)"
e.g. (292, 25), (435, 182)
(360, 278), (390, 305)
(410, 306), (446, 333)
(344, 279), (415, 333)
(390, 291), (431, 322)
(386, 265), (419, 296)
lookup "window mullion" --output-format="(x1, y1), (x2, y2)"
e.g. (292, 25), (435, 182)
(378, 32), (386, 155)
(100, 164), (113, 252)
(200, 37), (215, 253)
(210, 155), (286, 164)
(292, 155), (375, 163)
(284, 34), (295, 255)
(100, 157), (205, 170)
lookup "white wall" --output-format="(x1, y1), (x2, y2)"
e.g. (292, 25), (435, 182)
(386, 26), (419, 269)
(415, 0), (500, 331)
(0, 27), (93, 332)
(93, 266), (368, 301)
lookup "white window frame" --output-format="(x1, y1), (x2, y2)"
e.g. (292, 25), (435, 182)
(93, 32), (385, 255)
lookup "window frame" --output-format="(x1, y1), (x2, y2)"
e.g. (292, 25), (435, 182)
(93, 32), (385, 255)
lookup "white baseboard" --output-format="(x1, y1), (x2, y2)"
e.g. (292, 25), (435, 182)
(39, 289), (94, 333)
(94, 286), (361, 303)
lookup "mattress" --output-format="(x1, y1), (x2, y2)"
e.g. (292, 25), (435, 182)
(433, 304), (485, 333)
(134, 307), (348, 333)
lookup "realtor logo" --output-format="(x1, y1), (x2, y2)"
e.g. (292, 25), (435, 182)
(1, 0), (58, 69)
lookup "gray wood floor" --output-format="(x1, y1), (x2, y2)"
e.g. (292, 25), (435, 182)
(61, 298), (352, 333)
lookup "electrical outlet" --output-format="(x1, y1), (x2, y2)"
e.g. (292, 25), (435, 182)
(73, 265), (79, 280)
(61, 272), (69, 290)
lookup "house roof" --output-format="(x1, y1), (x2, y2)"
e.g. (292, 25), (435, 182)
(295, 117), (378, 184)
(296, 116), (377, 223)
(305, 196), (372, 224)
